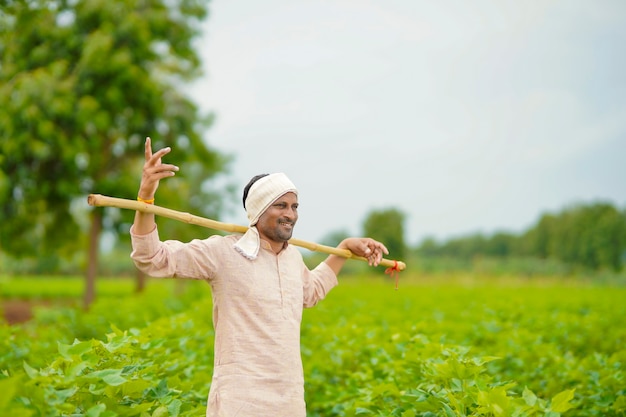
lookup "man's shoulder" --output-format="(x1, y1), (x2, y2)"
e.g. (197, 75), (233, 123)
(204, 234), (242, 245)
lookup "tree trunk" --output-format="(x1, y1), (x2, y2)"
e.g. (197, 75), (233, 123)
(85, 209), (102, 309)
(135, 269), (146, 293)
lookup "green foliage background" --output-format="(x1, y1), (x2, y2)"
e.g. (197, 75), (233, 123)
(0, 0), (231, 270)
(1, 275), (625, 416)
(414, 202), (626, 273)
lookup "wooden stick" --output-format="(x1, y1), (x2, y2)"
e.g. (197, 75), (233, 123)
(87, 194), (406, 271)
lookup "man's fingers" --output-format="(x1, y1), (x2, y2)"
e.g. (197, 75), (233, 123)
(145, 139), (171, 166)
(152, 170), (177, 180)
(373, 240), (389, 255)
(156, 163), (179, 174)
(148, 147), (171, 164)
(144, 137), (173, 166)
(365, 240), (388, 267)
(145, 137), (153, 160)
(144, 163), (179, 176)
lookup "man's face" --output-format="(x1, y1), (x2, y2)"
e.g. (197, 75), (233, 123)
(255, 192), (298, 244)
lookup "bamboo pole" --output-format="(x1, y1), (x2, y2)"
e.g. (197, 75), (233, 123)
(87, 194), (406, 271)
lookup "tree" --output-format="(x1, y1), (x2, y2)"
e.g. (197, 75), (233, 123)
(362, 208), (406, 261)
(0, 0), (229, 306)
(518, 203), (626, 271)
(560, 203), (625, 271)
(416, 236), (440, 257)
(484, 232), (515, 257)
(521, 213), (557, 259)
(320, 229), (351, 248)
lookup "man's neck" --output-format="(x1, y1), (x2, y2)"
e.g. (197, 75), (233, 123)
(260, 238), (288, 254)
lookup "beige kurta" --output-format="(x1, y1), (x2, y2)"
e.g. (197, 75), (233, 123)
(130, 227), (338, 417)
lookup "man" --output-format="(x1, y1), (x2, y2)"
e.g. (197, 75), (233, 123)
(130, 137), (389, 416)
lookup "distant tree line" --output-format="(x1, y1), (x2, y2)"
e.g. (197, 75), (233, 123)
(416, 202), (626, 272)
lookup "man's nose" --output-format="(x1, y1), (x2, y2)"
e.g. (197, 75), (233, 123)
(285, 208), (297, 219)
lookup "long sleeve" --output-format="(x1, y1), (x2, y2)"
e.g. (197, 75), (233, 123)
(130, 225), (217, 280)
(302, 261), (338, 308)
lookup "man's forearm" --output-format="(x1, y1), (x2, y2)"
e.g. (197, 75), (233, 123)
(133, 210), (156, 235)
(323, 254), (348, 276)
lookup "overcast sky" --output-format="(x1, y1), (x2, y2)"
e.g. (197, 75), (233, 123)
(185, 0), (626, 246)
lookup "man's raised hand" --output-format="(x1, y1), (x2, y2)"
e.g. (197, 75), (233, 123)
(138, 137), (179, 200)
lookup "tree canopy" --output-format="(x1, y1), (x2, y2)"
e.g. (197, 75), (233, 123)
(362, 208), (407, 262)
(0, 0), (229, 304)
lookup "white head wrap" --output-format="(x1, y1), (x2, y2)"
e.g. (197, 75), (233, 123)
(234, 173), (298, 259)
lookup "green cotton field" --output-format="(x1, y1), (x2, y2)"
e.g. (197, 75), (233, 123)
(1, 274), (625, 416)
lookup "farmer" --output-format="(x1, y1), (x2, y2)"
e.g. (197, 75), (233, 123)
(130, 137), (388, 416)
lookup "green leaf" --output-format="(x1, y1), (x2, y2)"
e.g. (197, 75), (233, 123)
(90, 369), (127, 386)
(48, 386), (78, 405)
(148, 379), (170, 399)
(86, 403), (107, 417)
(68, 339), (95, 356)
(550, 389), (576, 413)
(126, 402), (155, 415)
(104, 333), (132, 353)
(66, 360), (90, 378)
(473, 356), (501, 366)
(152, 406), (169, 417)
(522, 387), (537, 407)
(122, 379), (152, 396)
(478, 386), (510, 416)
(167, 399), (182, 417)
(89, 384), (106, 395)
(440, 402), (456, 417)
(23, 361), (39, 379)
(613, 395), (626, 412)
(0, 375), (18, 408)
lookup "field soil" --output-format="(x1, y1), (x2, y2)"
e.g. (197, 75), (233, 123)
(0, 299), (66, 325)
(1, 299), (36, 324)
